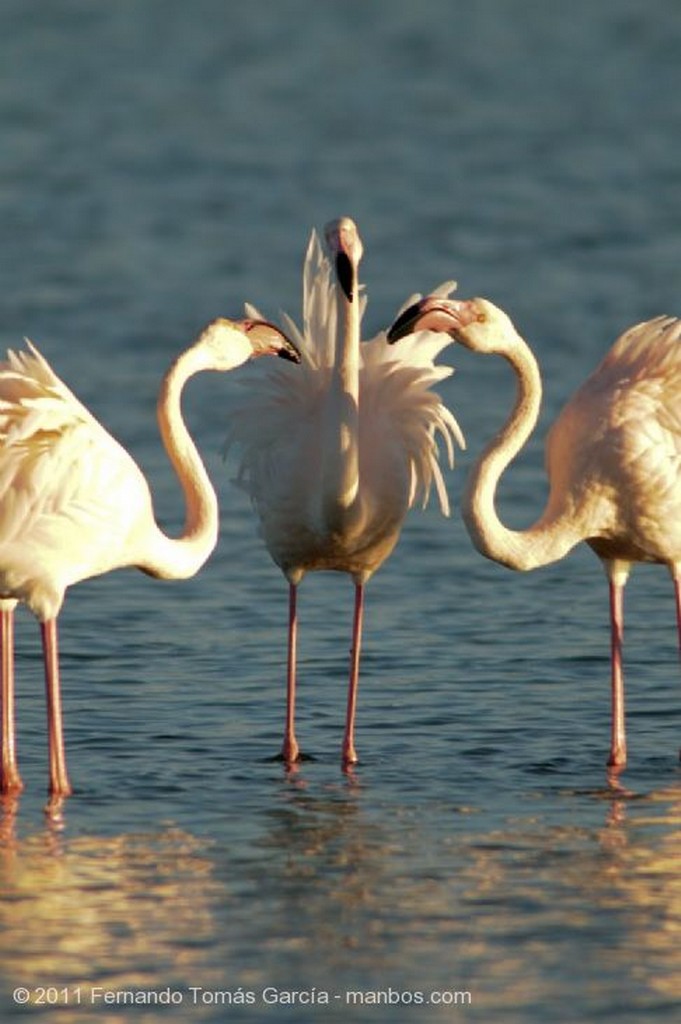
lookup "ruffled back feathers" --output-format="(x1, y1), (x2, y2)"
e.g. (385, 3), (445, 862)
(227, 230), (465, 518)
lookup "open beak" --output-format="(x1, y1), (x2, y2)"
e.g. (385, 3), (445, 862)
(243, 319), (301, 363)
(387, 297), (481, 343)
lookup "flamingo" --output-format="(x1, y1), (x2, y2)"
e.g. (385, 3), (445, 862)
(227, 217), (465, 766)
(0, 317), (300, 797)
(388, 295), (681, 769)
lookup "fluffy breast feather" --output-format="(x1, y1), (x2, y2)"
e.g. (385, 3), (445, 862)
(224, 231), (465, 573)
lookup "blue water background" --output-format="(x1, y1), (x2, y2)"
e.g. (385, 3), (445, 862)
(1, 1), (681, 1021)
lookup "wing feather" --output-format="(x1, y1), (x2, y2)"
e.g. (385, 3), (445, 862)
(227, 232), (464, 522)
(0, 341), (149, 562)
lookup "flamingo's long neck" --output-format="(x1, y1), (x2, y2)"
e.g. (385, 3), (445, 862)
(143, 348), (219, 579)
(322, 261), (361, 529)
(462, 333), (581, 571)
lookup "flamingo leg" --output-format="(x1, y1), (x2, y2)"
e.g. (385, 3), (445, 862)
(342, 583), (364, 767)
(281, 583), (300, 763)
(607, 579), (627, 769)
(41, 620), (72, 797)
(674, 576), (681, 659)
(1, 607), (22, 794)
(674, 576), (681, 763)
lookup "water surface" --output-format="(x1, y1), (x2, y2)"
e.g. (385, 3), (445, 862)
(1, 1), (681, 1020)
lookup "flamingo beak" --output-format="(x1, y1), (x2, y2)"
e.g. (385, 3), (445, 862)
(386, 302), (427, 343)
(243, 320), (301, 363)
(324, 217), (361, 303)
(387, 298), (481, 343)
(335, 251), (354, 302)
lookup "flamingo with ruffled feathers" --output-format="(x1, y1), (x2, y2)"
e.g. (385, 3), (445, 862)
(389, 295), (681, 769)
(228, 218), (465, 766)
(0, 317), (299, 798)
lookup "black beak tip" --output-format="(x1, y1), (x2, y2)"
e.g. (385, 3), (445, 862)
(387, 304), (420, 344)
(279, 345), (302, 364)
(335, 252), (354, 302)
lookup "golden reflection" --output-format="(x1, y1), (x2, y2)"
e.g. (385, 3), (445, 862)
(255, 787), (402, 961)
(259, 776), (681, 1013)
(450, 776), (681, 1008)
(595, 780), (681, 1003)
(0, 824), (224, 1016)
(1, 776), (680, 1020)
(0, 794), (20, 850)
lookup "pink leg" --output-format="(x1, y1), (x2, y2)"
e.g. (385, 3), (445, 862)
(342, 583), (364, 767)
(674, 577), (681, 762)
(608, 579), (627, 769)
(281, 584), (300, 763)
(41, 620), (72, 797)
(1, 607), (22, 794)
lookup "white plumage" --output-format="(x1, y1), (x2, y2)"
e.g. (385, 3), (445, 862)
(389, 296), (681, 769)
(0, 318), (299, 799)
(227, 217), (465, 766)
(0, 343), (157, 616)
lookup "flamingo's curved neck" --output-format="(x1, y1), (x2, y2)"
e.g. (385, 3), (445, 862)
(143, 348), (219, 579)
(462, 334), (581, 570)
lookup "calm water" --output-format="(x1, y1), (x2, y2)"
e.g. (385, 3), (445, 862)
(2, 1), (681, 1020)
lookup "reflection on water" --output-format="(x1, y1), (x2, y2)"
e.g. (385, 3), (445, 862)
(454, 778), (681, 1017)
(3, 0), (681, 1020)
(1, 777), (681, 1021)
(244, 777), (681, 1019)
(592, 781), (681, 1007)
(0, 816), (224, 1018)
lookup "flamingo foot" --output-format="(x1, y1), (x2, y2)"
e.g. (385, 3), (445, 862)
(0, 772), (24, 796)
(280, 734), (300, 764)
(341, 740), (358, 768)
(607, 745), (627, 770)
(48, 776), (73, 799)
(267, 748), (316, 765)
(44, 792), (67, 823)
